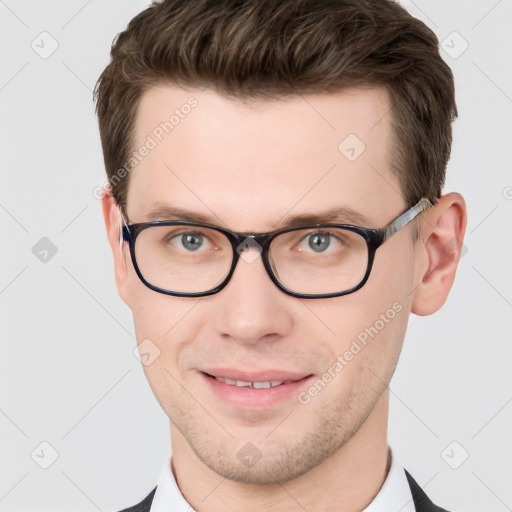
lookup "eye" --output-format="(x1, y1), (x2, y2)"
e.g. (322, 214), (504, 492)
(297, 230), (346, 254)
(167, 230), (213, 252)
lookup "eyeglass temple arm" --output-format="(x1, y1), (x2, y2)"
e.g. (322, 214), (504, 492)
(383, 197), (433, 241)
(118, 206), (130, 251)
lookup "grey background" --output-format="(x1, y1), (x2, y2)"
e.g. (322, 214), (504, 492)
(1, 1), (511, 511)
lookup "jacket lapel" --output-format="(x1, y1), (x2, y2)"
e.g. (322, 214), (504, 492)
(116, 486), (157, 512)
(405, 470), (450, 512)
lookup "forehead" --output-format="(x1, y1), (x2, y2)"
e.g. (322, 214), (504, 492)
(127, 85), (402, 230)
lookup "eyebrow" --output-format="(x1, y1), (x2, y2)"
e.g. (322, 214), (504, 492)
(141, 203), (374, 229)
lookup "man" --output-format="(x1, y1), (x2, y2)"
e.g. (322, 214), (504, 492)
(94, 0), (467, 510)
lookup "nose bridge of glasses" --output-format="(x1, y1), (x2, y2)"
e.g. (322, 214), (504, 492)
(227, 233), (288, 295)
(231, 232), (270, 266)
(232, 236), (289, 302)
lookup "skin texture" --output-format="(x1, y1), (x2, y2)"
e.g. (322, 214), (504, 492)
(102, 85), (467, 512)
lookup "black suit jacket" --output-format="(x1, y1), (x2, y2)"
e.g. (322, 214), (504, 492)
(117, 470), (449, 512)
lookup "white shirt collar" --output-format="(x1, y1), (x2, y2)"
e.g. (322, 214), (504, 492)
(361, 447), (416, 512)
(149, 451), (192, 512)
(150, 446), (415, 512)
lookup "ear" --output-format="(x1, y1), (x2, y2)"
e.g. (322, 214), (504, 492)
(411, 192), (467, 316)
(101, 186), (131, 307)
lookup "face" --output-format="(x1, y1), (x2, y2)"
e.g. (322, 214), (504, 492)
(115, 85), (420, 484)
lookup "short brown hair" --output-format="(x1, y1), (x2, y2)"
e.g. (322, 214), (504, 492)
(94, 0), (457, 213)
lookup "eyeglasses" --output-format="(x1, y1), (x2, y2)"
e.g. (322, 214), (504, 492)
(120, 198), (432, 299)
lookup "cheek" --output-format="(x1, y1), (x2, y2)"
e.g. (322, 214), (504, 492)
(342, 244), (414, 369)
(364, 236), (416, 309)
(303, 243), (414, 377)
(301, 298), (409, 418)
(126, 260), (183, 337)
(127, 283), (199, 414)
(126, 267), (199, 371)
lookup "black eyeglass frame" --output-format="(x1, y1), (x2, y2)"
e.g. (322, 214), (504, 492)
(121, 198), (433, 299)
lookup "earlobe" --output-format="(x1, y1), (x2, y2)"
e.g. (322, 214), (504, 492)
(411, 193), (467, 316)
(101, 186), (131, 307)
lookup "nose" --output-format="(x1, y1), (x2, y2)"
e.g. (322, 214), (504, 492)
(212, 244), (294, 346)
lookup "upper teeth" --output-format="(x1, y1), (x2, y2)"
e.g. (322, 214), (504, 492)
(214, 377), (291, 388)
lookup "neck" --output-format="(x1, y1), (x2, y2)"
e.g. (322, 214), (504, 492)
(170, 391), (390, 512)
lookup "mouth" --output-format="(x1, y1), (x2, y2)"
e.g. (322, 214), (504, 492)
(203, 372), (301, 389)
(200, 369), (314, 409)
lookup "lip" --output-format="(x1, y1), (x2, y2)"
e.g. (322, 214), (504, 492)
(200, 369), (314, 410)
(201, 368), (310, 383)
